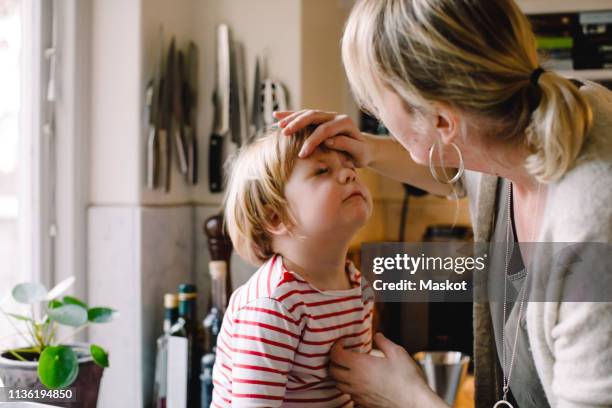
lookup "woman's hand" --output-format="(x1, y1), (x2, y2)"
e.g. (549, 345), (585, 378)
(329, 332), (448, 408)
(273, 110), (374, 167)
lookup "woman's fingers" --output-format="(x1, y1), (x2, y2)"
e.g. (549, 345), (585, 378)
(330, 339), (354, 369)
(277, 110), (306, 127)
(334, 379), (353, 395)
(323, 135), (364, 166)
(281, 110), (338, 135)
(272, 110), (294, 120)
(373, 332), (400, 358)
(329, 363), (352, 384)
(298, 115), (359, 158)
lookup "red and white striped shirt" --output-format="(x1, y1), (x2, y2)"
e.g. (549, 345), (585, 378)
(211, 254), (374, 407)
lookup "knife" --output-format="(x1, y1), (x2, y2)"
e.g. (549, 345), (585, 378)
(235, 42), (248, 147)
(159, 37), (175, 193)
(184, 42), (198, 185)
(145, 27), (163, 190)
(173, 49), (188, 175)
(248, 57), (263, 143)
(209, 24), (231, 193)
(229, 41), (242, 148)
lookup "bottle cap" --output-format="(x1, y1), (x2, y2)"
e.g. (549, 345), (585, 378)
(164, 293), (178, 309)
(209, 261), (227, 280)
(178, 283), (197, 294)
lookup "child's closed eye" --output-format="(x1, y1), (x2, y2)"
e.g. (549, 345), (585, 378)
(315, 167), (329, 175)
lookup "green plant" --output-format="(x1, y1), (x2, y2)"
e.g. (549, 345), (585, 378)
(0, 276), (116, 389)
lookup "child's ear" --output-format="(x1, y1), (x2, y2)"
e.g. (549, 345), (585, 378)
(265, 207), (290, 236)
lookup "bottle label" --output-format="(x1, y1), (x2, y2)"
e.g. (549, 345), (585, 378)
(167, 336), (188, 408)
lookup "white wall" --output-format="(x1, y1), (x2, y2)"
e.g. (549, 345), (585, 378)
(191, 0), (303, 204)
(90, 0), (141, 205)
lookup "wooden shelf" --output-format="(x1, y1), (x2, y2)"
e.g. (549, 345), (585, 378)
(517, 0), (612, 14)
(557, 69), (612, 81)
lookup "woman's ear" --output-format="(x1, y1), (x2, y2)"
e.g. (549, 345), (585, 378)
(432, 102), (460, 145)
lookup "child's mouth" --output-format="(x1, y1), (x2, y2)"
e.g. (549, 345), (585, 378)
(343, 191), (365, 202)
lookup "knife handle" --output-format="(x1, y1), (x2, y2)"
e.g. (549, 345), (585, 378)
(159, 129), (171, 193)
(209, 133), (224, 193)
(185, 126), (198, 185)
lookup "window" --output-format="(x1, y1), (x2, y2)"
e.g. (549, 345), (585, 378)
(0, 2), (22, 285)
(0, 0), (57, 349)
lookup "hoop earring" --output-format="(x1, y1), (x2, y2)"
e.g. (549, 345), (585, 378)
(428, 142), (465, 184)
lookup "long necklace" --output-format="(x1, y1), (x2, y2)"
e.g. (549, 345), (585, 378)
(493, 181), (541, 408)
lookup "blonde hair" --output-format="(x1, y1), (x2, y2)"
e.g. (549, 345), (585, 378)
(223, 127), (317, 266)
(342, 0), (593, 182)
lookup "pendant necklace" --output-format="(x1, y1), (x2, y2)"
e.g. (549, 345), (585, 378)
(493, 181), (541, 408)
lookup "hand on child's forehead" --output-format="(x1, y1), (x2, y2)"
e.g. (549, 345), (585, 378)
(303, 146), (355, 164)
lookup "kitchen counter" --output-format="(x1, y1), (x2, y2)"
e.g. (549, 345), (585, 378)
(455, 375), (475, 408)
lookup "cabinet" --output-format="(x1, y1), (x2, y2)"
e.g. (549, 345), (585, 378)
(517, 0), (612, 82)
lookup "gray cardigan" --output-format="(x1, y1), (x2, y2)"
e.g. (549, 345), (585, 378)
(462, 81), (612, 408)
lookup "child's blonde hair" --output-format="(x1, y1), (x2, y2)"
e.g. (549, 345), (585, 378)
(342, 0), (593, 182)
(223, 126), (318, 266)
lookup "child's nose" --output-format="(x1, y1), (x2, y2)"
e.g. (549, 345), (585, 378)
(338, 167), (356, 184)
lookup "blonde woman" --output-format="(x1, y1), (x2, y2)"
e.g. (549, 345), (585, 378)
(275, 0), (612, 407)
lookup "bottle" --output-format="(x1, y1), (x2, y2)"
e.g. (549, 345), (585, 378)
(153, 293), (179, 408)
(200, 353), (216, 408)
(170, 284), (202, 408)
(203, 261), (227, 353)
(201, 261), (227, 407)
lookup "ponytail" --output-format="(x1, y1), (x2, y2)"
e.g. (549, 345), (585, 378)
(525, 72), (593, 181)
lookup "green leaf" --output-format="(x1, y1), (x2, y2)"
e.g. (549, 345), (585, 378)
(38, 346), (79, 389)
(6, 313), (34, 323)
(48, 299), (63, 309)
(12, 282), (48, 304)
(45, 276), (75, 301)
(90, 344), (109, 368)
(62, 296), (88, 309)
(88, 307), (115, 323)
(48, 304), (88, 327)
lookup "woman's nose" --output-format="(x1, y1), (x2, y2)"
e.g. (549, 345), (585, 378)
(338, 167), (356, 184)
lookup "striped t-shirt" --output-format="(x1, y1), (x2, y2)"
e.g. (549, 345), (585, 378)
(211, 254), (374, 407)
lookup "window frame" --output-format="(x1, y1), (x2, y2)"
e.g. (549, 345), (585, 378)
(19, 0), (90, 299)
(52, 0), (91, 301)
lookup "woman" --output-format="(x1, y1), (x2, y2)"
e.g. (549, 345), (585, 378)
(274, 0), (612, 407)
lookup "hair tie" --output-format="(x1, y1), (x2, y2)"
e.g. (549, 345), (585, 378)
(527, 67), (546, 113)
(530, 67), (545, 86)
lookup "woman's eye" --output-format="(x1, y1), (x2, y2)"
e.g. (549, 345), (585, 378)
(315, 168), (329, 175)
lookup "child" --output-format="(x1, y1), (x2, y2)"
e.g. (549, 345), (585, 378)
(212, 126), (374, 407)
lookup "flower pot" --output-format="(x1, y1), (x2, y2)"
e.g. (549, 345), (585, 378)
(0, 343), (104, 408)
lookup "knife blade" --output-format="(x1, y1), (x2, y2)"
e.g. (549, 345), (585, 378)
(209, 24), (231, 193)
(159, 37), (175, 193)
(145, 80), (158, 190)
(184, 42), (198, 185)
(145, 26), (164, 190)
(235, 42), (248, 147)
(248, 57), (263, 143)
(173, 50), (188, 175)
(229, 39), (242, 148)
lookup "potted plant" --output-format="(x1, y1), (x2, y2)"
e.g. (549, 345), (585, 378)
(0, 276), (115, 407)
